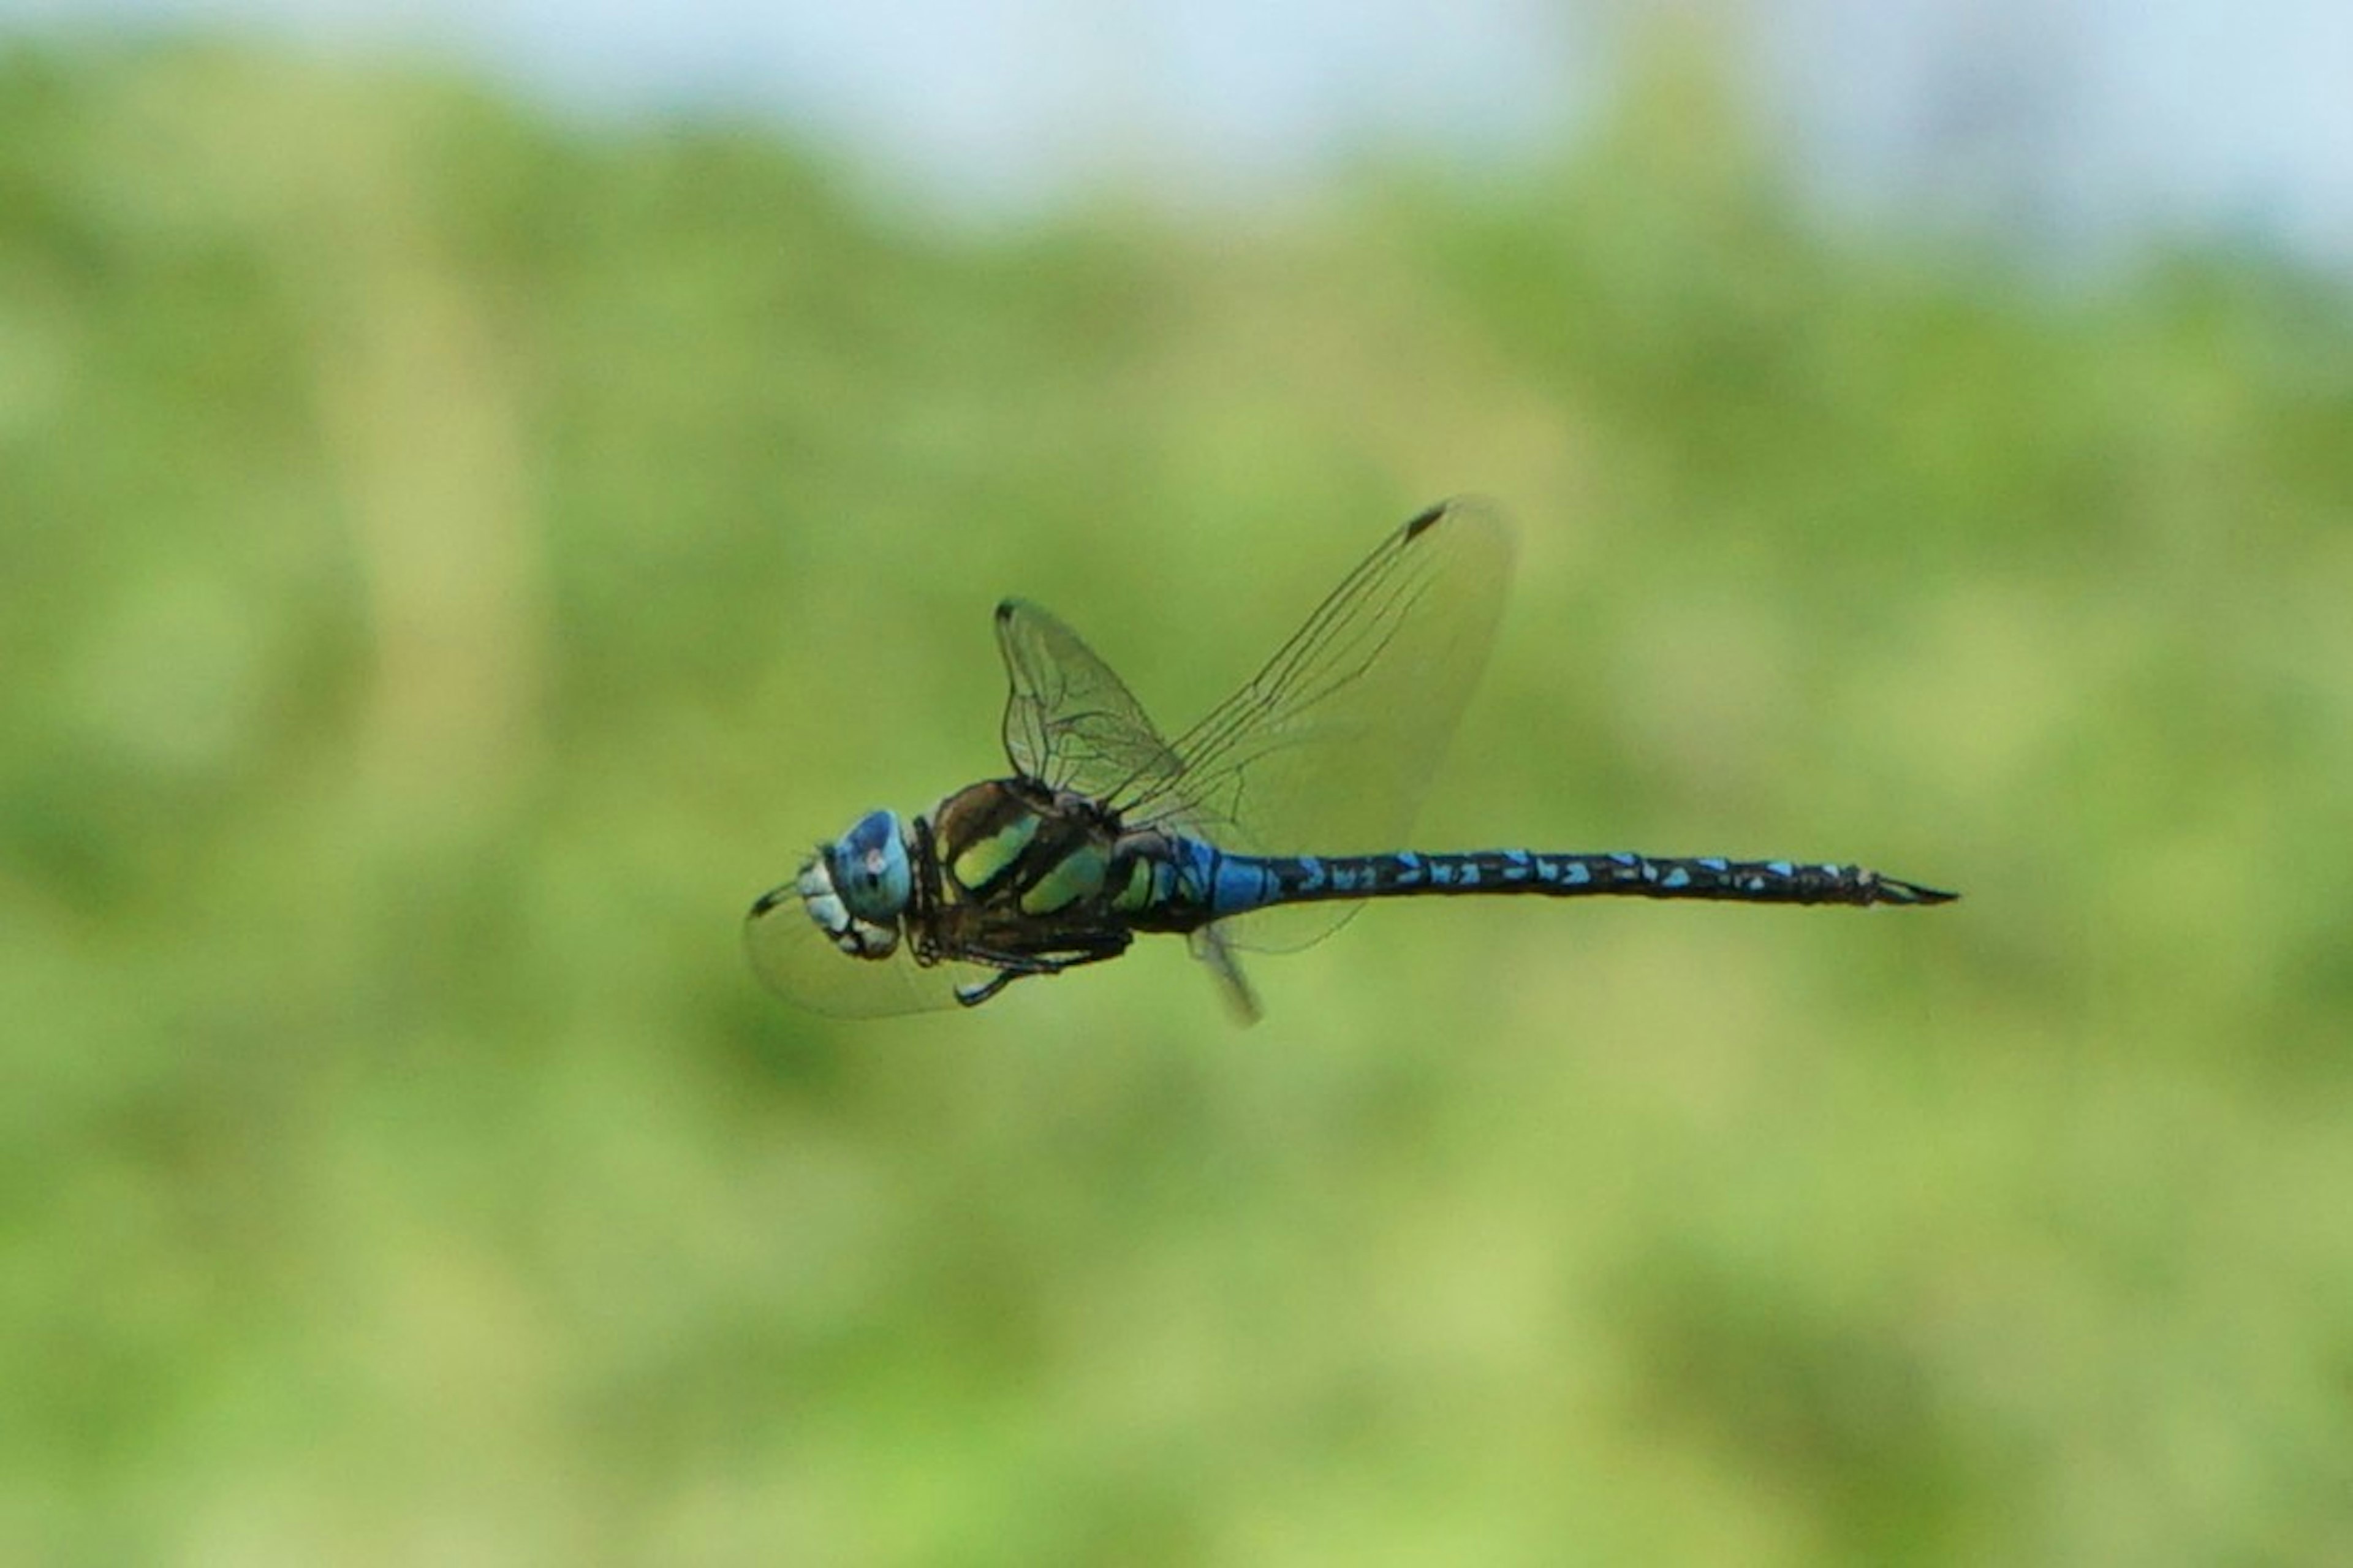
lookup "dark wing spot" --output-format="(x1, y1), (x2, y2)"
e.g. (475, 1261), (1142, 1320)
(1402, 500), (1449, 540)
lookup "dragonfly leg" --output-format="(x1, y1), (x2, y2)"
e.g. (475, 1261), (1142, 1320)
(952, 932), (1132, 1007)
(954, 970), (1026, 1007)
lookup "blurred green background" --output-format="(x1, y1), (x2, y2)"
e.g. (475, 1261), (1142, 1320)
(6, 29), (2352, 1567)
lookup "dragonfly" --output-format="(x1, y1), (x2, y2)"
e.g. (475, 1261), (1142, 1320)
(746, 499), (1956, 1020)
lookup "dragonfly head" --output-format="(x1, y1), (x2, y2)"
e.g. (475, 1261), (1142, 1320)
(798, 808), (913, 958)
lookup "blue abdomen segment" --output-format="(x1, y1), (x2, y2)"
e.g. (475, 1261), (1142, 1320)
(1181, 845), (1955, 915)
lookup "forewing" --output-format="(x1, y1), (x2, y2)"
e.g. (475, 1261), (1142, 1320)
(743, 877), (987, 1018)
(995, 598), (1184, 802)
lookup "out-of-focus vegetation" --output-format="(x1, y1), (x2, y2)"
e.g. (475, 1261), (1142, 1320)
(4, 34), (2350, 1566)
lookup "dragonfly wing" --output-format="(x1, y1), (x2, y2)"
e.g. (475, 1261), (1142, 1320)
(1139, 498), (1514, 953)
(990, 499), (1510, 978)
(996, 599), (1254, 1012)
(1188, 924), (1263, 1025)
(744, 879), (990, 1017)
(995, 598), (1184, 802)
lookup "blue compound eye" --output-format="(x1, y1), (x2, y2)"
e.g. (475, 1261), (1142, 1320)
(829, 809), (911, 924)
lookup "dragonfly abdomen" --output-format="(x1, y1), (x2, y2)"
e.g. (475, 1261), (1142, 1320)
(1198, 847), (1955, 914)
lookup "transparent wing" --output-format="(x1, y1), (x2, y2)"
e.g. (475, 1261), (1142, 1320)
(985, 498), (1512, 964)
(743, 876), (992, 1018)
(1132, 498), (1514, 952)
(996, 598), (1184, 801)
(992, 611), (1276, 1013)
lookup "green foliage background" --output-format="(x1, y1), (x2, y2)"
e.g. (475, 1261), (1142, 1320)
(6, 37), (2351, 1566)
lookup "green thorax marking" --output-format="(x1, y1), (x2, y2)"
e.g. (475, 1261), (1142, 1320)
(929, 778), (1131, 920)
(950, 812), (1039, 892)
(1019, 844), (1107, 915)
(1110, 856), (1157, 914)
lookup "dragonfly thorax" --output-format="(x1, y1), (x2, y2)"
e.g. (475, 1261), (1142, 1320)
(799, 808), (913, 959)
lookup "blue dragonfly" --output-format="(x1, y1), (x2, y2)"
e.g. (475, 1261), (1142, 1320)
(746, 500), (1955, 1018)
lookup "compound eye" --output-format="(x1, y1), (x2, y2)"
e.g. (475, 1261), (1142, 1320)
(830, 809), (911, 924)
